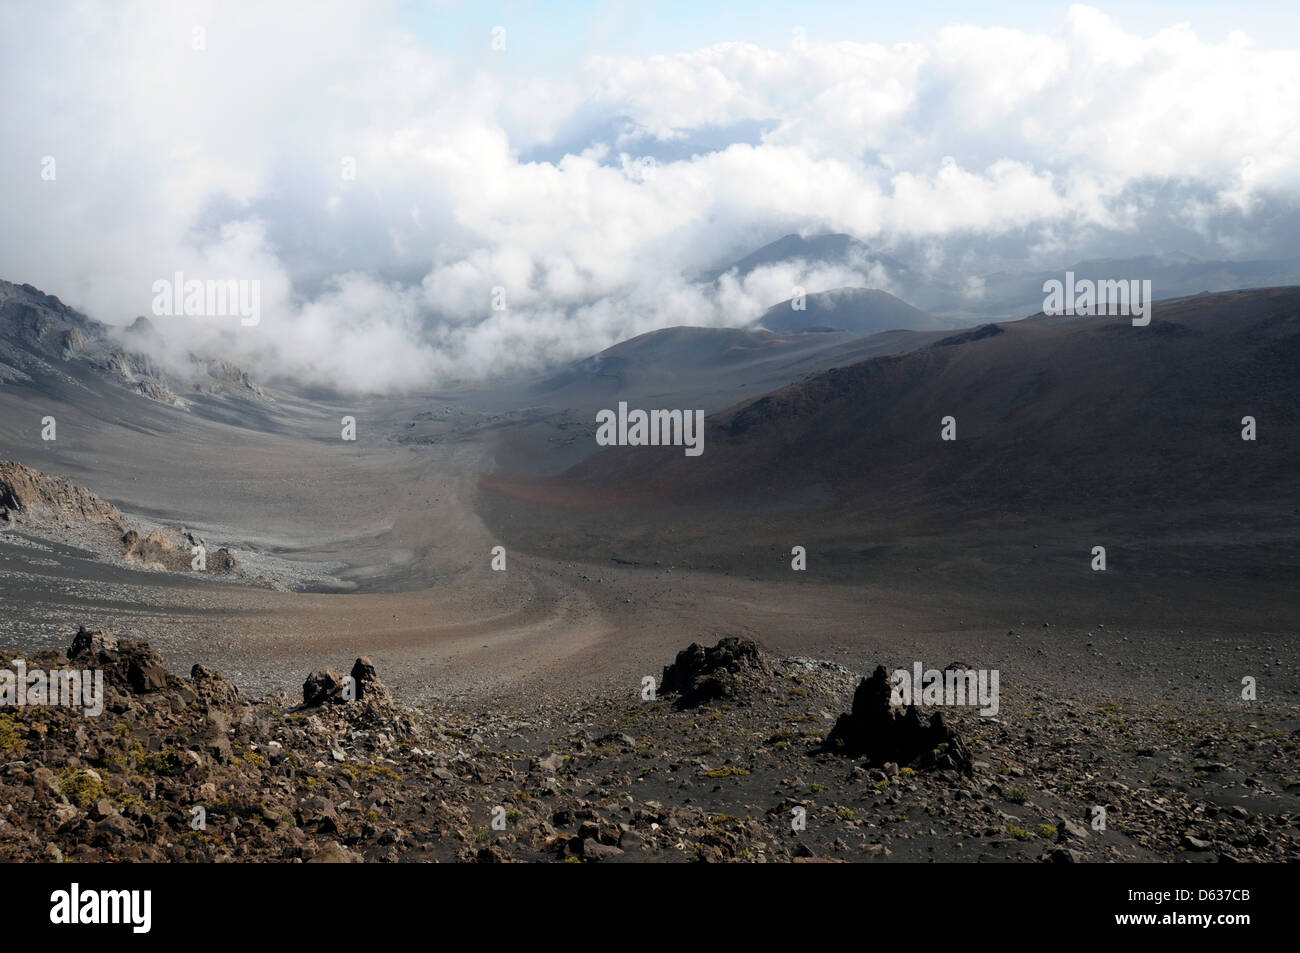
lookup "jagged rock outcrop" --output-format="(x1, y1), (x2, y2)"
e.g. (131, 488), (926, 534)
(119, 528), (235, 573)
(302, 659), (392, 707)
(0, 461), (126, 528)
(660, 637), (770, 708)
(302, 668), (347, 706)
(195, 358), (266, 399)
(190, 663), (239, 708)
(350, 656), (390, 703)
(1, 461), (238, 575)
(68, 625), (171, 695)
(825, 665), (973, 775)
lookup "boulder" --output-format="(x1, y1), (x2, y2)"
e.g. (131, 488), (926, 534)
(350, 657), (391, 703)
(660, 637), (769, 708)
(824, 665), (974, 775)
(190, 664), (239, 708)
(66, 627), (169, 694)
(302, 668), (346, 707)
(126, 650), (167, 693)
(68, 626), (118, 662)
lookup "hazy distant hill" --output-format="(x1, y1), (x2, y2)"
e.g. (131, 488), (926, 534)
(705, 232), (1300, 322)
(753, 287), (951, 335)
(528, 287), (1300, 517)
(530, 320), (958, 418)
(709, 232), (892, 282)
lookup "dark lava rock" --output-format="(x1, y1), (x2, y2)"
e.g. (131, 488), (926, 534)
(660, 637), (769, 708)
(68, 626), (119, 661)
(297, 796), (343, 834)
(302, 668), (347, 707)
(126, 649), (168, 694)
(350, 657), (391, 703)
(67, 626), (169, 694)
(302, 660), (392, 707)
(824, 665), (973, 776)
(190, 664), (239, 708)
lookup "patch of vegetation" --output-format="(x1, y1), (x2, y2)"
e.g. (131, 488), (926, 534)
(130, 742), (185, 777)
(180, 829), (222, 848)
(0, 714), (25, 753)
(58, 767), (104, 807)
(340, 763), (404, 784)
(1006, 787), (1029, 804)
(114, 790), (144, 809)
(702, 766), (750, 778)
(211, 797), (265, 820)
(1007, 824), (1034, 841)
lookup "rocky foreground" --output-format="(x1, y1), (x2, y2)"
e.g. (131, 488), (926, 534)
(0, 631), (1296, 863)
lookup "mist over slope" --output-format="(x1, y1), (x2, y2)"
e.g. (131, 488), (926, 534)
(0, 279), (267, 414)
(709, 233), (1300, 322)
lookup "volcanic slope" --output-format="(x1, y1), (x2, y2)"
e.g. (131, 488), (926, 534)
(480, 287), (1300, 692)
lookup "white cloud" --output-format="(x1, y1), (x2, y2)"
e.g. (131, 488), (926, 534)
(2, 2), (1298, 391)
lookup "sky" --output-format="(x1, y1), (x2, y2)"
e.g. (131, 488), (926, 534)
(399, 0), (1300, 66)
(2, 1), (1299, 390)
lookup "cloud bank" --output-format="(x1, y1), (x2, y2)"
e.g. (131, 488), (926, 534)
(2, 2), (1298, 390)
